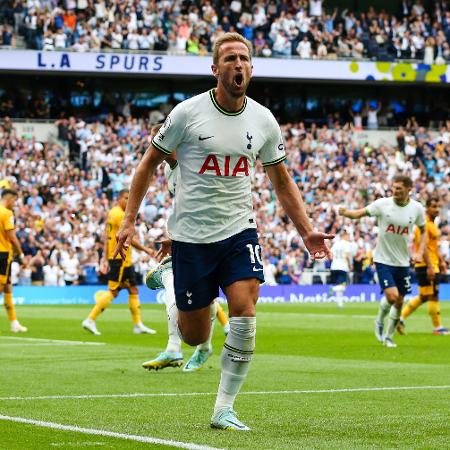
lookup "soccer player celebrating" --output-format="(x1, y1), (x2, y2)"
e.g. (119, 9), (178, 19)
(397, 196), (449, 335)
(0, 189), (27, 332)
(339, 175), (431, 348)
(82, 189), (156, 336)
(114, 32), (332, 430)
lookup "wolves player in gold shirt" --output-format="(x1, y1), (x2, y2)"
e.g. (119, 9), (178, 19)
(82, 189), (156, 335)
(0, 189), (27, 332)
(398, 196), (449, 335)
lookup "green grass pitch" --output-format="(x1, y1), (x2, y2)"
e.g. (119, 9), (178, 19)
(1, 302), (449, 449)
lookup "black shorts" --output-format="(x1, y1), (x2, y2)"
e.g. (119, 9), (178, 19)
(0, 252), (11, 285)
(415, 266), (440, 297)
(172, 228), (264, 311)
(108, 259), (137, 290)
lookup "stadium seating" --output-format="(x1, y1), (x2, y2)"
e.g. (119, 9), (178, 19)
(0, 0), (449, 63)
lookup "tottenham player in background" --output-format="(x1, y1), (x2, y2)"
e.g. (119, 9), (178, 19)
(114, 32), (333, 430)
(329, 230), (353, 308)
(339, 175), (432, 348)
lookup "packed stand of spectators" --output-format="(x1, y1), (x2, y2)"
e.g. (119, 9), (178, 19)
(1, 1), (450, 63)
(1, 112), (449, 286)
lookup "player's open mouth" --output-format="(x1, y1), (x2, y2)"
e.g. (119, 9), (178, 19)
(234, 73), (243, 87)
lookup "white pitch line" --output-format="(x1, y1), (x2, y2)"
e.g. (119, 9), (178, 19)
(0, 337), (105, 346)
(0, 414), (223, 450)
(0, 344), (103, 347)
(1, 385), (449, 401)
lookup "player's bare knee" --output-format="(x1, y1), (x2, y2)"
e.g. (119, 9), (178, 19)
(230, 305), (256, 318)
(181, 328), (210, 346)
(385, 292), (398, 304)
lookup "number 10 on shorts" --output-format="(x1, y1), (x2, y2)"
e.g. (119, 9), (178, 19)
(246, 244), (263, 265)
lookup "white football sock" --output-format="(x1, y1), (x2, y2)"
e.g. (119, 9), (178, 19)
(334, 286), (345, 308)
(198, 300), (218, 352)
(214, 316), (256, 415)
(385, 305), (401, 339)
(376, 296), (391, 324)
(161, 270), (182, 354)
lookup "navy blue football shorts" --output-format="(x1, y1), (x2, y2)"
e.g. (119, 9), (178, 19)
(171, 228), (265, 311)
(330, 270), (348, 285)
(375, 262), (412, 296)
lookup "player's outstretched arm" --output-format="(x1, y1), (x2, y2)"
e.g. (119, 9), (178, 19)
(114, 146), (168, 259)
(131, 237), (155, 257)
(266, 162), (334, 259)
(338, 206), (368, 220)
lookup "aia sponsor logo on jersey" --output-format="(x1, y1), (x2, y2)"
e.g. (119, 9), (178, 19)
(385, 224), (409, 235)
(199, 154), (249, 177)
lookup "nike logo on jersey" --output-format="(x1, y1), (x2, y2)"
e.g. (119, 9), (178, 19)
(199, 135), (214, 141)
(252, 267), (263, 272)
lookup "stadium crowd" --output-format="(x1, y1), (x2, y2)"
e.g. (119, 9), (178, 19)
(0, 112), (449, 286)
(1, 0), (450, 63)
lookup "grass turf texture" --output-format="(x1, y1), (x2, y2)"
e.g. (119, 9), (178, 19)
(1, 302), (449, 449)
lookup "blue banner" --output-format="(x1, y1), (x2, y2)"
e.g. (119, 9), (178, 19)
(8, 284), (450, 305)
(11, 286), (163, 305)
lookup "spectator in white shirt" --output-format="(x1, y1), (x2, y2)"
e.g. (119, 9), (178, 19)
(309, 0), (323, 17)
(61, 248), (80, 286)
(297, 36), (312, 58)
(53, 29), (67, 49)
(111, 27), (123, 49)
(43, 260), (64, 286)
(263, 259), (278, 286)
(72, 36), (89, 52)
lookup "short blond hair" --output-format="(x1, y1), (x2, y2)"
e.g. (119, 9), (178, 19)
(212, 32), (253, 65)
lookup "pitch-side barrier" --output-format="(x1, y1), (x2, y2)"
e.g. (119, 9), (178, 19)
(7, 284), (450, 305)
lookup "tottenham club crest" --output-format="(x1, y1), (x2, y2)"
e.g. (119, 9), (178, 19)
(246, 131), (253, 149)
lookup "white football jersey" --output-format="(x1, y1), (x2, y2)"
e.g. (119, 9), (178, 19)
(330, 239), (351, 272)
(164, 162), (178, 196)
(152, 89), (286, 243)
(366, 197), (425, 267)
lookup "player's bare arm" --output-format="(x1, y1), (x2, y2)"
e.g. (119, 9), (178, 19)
(155, 238), (172, 261)
(338, 206), (369, 220)
(265, 162), (334, 259)
(347, 252), (353, 272)
(415, 224), (435, 281)
(114, 145), (168, 259)
(6, 228), (23, 260)
(439, 253), (448, 274)
(131, 237), (154, 257)
(100, 228), (109, 275)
